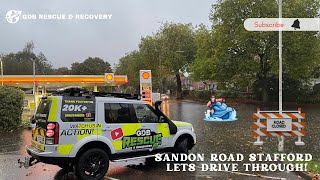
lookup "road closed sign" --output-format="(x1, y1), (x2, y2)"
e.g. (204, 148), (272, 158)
(267, 118), (292, 132)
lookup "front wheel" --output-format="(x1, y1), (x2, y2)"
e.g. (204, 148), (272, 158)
(175, 138), (189, 154)
(75, 148), (109, 180)
(58, 163), (73, 171)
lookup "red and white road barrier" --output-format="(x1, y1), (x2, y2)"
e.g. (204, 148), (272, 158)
(252, 108), (306, 146)
(253, 113), (305, 119)
(252, 130), (306, 137)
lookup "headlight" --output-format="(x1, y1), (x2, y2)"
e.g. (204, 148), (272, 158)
(191, 126), (194, 132)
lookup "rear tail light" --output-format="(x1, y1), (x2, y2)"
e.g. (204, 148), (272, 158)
(54, 123), (59, 144)
(47, 123), (55, 130)
(46, 130), (54, 137)
(45, 122), (59, 145)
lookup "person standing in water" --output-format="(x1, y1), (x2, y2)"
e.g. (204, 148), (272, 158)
(207, 95), (225, 117)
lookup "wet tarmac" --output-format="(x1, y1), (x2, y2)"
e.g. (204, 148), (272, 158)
(0, 100), (318, 180)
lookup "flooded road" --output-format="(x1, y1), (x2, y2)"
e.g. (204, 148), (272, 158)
(0, 100), (318, 179)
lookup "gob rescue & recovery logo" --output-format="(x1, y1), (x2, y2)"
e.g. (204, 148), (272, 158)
(122, 129), (162, 150)
(5, 10), (22, 24)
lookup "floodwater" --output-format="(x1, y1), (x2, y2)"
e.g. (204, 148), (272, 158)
(0, 100), (318, 180)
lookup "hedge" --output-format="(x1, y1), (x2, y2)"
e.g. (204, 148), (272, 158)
(183, 90), (241, 101)
(0, 86), (24, 129)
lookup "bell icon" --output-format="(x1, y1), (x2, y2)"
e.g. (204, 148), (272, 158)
(291, 19), (300, 30)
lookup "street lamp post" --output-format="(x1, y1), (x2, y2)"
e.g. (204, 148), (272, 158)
(30, 57), (37, 114)
(175, 50), (185, 98)
(159, 54), (162, 93)
(0, 58), (3, 86)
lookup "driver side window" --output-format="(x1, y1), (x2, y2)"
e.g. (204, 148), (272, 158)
(133, 104), (159, 123)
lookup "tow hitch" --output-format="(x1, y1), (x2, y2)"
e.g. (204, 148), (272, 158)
(18, 157), (39, 168)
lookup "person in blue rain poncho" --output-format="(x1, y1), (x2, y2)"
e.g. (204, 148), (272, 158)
(206, 95), (225, 116)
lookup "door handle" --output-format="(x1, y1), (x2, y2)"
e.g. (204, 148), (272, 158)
(102, 127), (112, 131)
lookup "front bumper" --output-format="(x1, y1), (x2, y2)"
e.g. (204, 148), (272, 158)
(190, 132), (196, 149)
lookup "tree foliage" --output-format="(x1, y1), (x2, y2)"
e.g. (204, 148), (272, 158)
(157, 23), (196, 73)
(52, 67), (71, 75)
(116, 22), (196, 98)
(2, 42), (53, 75)
(190, 24), (215, 81)
(158, 23), (196, 99)
(0, 86), (24, 129)
(71, 57), (112, 75)
(207, 0), (320, 102)
(116, 51), (144, 92)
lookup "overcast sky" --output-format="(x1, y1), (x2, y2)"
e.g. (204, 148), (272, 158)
(0, 0), (216, 68)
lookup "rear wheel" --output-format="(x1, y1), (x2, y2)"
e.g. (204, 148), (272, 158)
(175, 138), (189, 154)
(75, 148), (109, 180)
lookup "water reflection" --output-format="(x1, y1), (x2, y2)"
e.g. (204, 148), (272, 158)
(161, 100), (171, 117)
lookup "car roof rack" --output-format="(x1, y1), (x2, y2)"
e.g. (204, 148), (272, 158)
(53, 86), (84, 96)
(52, 86), (141, 100)
(90, 92), (141, 100)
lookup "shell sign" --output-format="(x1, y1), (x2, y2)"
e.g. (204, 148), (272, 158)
(139, 70), (152, 105)
(142, 72), (150, 79)
(104, 73), (114, 82)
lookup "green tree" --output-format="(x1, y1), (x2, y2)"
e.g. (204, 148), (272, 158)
(52, 67), (71, 75)
(116, 23), (196, 97)
(116, 51), (149, 93)
(190, 24), (215, 81)
(210, 0), (320, 102)
(71, 57), (112, 75)
(138, 35), (163, 92)
(156, 23), (196, 99)
(2, 42), (53, 75)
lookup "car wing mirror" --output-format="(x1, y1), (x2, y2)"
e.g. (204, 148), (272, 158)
(155, 101), (162, 111)
(159, 116), (165, 123)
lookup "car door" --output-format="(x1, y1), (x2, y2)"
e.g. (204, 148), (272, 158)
(132, 103), (172, 151)
(100, 102), (141, 154)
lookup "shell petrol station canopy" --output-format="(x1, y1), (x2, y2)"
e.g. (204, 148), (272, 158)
(1, 73), (128, 88)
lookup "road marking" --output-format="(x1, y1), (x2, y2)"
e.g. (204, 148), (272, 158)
(105, 176), (120, 180)
(220, 170), (286, 180)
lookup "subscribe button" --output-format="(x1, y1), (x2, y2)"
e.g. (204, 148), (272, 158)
(244, 18), (320, 31)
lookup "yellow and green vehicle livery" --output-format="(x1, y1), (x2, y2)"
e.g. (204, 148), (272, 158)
(26, 90), (196, 180)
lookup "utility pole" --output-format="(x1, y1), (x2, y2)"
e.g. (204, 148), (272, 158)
(278, 0), (284, 152)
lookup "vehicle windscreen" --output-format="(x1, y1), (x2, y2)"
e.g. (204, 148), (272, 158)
(35, 99), (52, 129)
